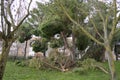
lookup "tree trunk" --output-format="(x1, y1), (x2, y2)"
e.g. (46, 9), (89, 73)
(105, 44), (117, 80)
(60, 32), (74, 60)
(14, 42), (19, 61)
(114, 44), (118, 61)
(60, 32), (69, 49)
(0, 40), (12, 80)
(71, 33), (76, 60)
(24, 41), (28, 59)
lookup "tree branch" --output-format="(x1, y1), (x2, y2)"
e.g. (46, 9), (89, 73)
(76, 7), (104, 40)
(2, 0), (11, 25)
(59, 2), (104, 45)
(109, 0), (117, 42)
(11, 0), (32, 34)
(1, 0), (4, 34)
(1, 0), (11, 35)
(7, 1), (15, 27)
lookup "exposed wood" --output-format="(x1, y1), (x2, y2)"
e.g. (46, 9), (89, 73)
(42, 60), (62, 71)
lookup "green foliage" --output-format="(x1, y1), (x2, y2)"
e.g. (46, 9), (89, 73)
(50, 38), (64, 48)
(18, 23), (33, 43)
(28, 58), (42, 69)
(76, 58), (96, 69)
(14, 57), (45, 70)
(74, 58), (107, 74)
(75, 30), (90, 50)
(32, 29), (41, 36)
(80, 58), (97, 70)
(72, 67), (87, 75)
(28, 0), (89, 55)
(87, 0), (114, 42)
(32, 40), (43, 52)
(39, 19), (64, 38)
(27, 3), (45, 27)
(5, 61), (120, 80)
(82, 44), (104, 61)
(54, 0), (88, 23)
(15, 60), (29, 67)
(31, 38), (48, 53)
(112, 29), (120, 44)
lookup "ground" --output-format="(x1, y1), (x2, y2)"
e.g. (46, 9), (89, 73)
(3, 61), (120, 80)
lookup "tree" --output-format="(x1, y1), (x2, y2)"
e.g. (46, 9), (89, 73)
(18, 23), (33, 59)
(28, 1), (73, 58)
(57, 0), (120, 80)
(31, 38), (48, 57)
(39, 0), (89, 60)
(27, 0), (91, 61)
(0, 0), (32, 79)
(39, 18), (64, 39)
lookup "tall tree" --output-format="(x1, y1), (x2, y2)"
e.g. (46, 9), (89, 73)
(0, 0), (32, 79)
(57, 0), (120, 80)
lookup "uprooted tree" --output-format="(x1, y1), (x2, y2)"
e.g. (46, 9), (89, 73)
(55, 0), (120, 80)
(0, 0), (32, 79)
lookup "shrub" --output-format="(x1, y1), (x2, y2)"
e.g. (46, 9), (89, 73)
(81, 58), (96, 71)
(81, 45), (105, 61)
(28, 57), (42, 69)
(73, 58), (108, 74)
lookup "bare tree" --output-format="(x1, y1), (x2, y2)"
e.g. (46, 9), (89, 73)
(0, 0), (32, 79)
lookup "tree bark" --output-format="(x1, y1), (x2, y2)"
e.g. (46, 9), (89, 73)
(60, 31), (69, 49)
(105, 43), (117, 80)
(0, 40), (12, 80)
(24, 41), (28, 59)
(14, 42), (19, 61)
(71, 32), (76, 60)
(60, 32), (74, 60)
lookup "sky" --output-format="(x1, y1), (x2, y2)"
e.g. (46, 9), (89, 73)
(0, 0), (120, 28)
(29, 0), (49, 9)
(10, 0), (49, 25)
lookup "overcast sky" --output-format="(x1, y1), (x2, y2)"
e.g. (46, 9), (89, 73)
(30, 0), (49, 9)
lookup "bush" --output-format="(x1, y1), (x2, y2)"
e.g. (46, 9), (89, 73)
(81, 44), (105, 61)
(73, 58), (108, 74)
(28, 57), (42, 69)
(81, 58), (96, 71)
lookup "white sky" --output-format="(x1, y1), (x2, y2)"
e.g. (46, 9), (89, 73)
(30, 0), (49, 9)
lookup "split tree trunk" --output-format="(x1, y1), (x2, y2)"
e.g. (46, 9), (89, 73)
(60, 31), (75, 60)
(0, 40), (12, 80)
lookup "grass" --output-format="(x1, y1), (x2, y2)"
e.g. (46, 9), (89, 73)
(3, 61), (120, 80)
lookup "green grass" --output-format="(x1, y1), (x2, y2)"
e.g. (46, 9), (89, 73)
(3, 61), (120, 80)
